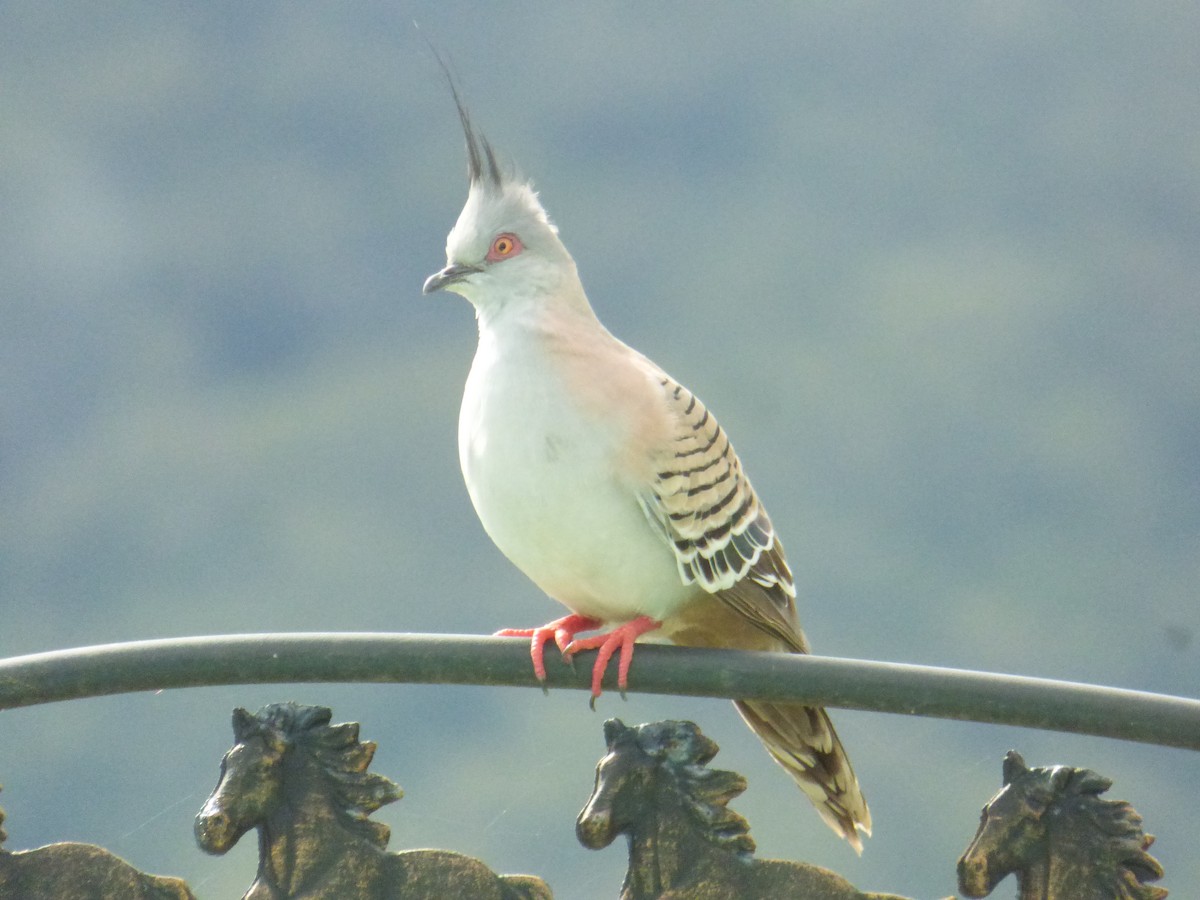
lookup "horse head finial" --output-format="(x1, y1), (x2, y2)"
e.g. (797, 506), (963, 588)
(961, 751), (1168, 900)
(200, 702), (549, 898)
(585, 718), (850, 892)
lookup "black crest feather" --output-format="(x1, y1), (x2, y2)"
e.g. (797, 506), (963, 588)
(429, 48), (503, 190)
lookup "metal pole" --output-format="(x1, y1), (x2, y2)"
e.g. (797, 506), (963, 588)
(1, 632), (1197, 751)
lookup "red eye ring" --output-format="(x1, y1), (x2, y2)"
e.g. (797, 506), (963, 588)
(486, 232), (523, 262)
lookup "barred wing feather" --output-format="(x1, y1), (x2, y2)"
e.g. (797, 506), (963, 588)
(636, 374), (803, 650)
(635, 371), (872, 849)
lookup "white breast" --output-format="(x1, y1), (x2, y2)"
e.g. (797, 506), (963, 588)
(458, 310), (693, 623)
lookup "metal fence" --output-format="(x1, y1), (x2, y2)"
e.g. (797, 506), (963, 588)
(1, 632), (1196, 897)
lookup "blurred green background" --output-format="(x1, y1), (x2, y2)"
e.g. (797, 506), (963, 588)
(1, 3), (1196, 896)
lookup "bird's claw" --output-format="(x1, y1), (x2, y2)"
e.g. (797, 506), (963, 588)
(496, 614), (602, 689)
(499, 614), (660, 703)
(562, 615), (661, 705)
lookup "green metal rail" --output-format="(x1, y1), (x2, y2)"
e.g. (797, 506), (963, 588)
(1, 632), (1197, 751)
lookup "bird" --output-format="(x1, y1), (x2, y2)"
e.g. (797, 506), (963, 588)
(422, 86), (871, 853)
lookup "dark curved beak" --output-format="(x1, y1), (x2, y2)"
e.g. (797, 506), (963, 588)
(423, 263), (481, 294)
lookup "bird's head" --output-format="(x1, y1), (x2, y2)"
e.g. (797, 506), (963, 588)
(423, 87), (576, 313)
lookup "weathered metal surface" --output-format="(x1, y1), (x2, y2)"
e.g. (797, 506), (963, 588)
(195, 702), (553, 899)
(0, 790), (195, 899)
(1, 634), (1199, 751)
(0, 699), (1176, 898)
(577, 718), (919, 900)
(958, 750), (1167, 899)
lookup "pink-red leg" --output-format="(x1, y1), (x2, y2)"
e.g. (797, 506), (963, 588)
(496, 614), (602, 682)
(562, 615), (662, 704)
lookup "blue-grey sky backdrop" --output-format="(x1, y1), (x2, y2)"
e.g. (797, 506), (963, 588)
(2, 3), (1197, 896)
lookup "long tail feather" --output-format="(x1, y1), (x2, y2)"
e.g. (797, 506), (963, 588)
(735, 698), (872, 853)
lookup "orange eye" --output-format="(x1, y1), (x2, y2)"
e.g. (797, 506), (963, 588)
(486, 232), (523, 262)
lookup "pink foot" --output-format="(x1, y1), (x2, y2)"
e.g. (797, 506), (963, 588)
(563, 615), (662, 705)
(496, 614), (602, 682)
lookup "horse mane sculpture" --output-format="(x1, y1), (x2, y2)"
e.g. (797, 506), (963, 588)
(195, 702), (552, 899)
(958, 750), (1167, 900)
(0, 786), (195, 899)
(576, 718), (913, 900)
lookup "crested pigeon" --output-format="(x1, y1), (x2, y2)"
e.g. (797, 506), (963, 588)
(422, 88), (872, 853)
